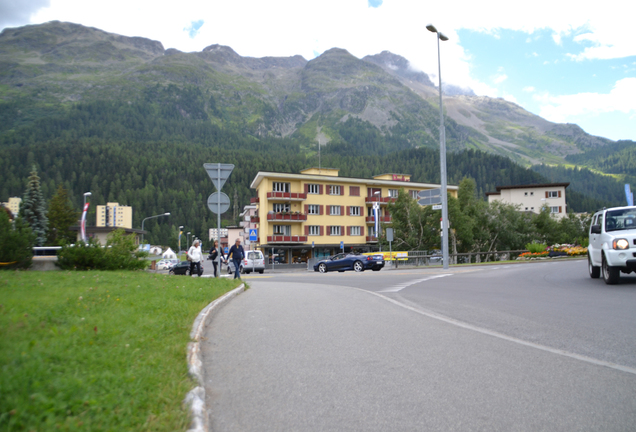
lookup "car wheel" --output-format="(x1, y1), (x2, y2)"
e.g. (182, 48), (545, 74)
(353, 261), (364, 272)
(588, 254), (600, 279)
(602, 254), (620, 285)
(240, 266), (245, 274)
(169, 269), (174, 275)
(258, 270), (264, 274)
(318, 263), (327, 273)
(372, 268), (380, 271)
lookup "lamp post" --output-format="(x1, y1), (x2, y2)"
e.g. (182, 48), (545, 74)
(141, 212), (170, 244)
(187, 232), (191, 250)
(178, 225), (184, 252)
(427, 23), (449, 270)
(81, 192), (92, 244)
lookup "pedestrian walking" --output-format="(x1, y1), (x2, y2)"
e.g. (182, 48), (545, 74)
(188, 240), (203, 277)
(209, 240), (221, 278)
(227, 238), (245, 279)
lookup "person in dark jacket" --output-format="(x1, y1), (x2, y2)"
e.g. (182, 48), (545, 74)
(209, 240), (221, 278)
(227, 238), (245, 280)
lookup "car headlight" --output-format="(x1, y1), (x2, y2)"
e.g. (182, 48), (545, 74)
(613, 239), (629, 250)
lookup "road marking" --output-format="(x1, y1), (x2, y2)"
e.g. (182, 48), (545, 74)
(362, 289), (636, 376)
(378, 274), (453, 293)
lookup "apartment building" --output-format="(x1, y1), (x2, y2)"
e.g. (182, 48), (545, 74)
(486, 183), (569, 218)
(96, 202), (133, 228)
(250, 168), (458, 264)
(1, 197), (21, 218)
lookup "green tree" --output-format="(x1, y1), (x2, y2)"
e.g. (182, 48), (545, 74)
(19, 166), (48, 246)
(47, 184), (79, 245)
(0, 211), (35, 269)
(382, 190), (439, 251)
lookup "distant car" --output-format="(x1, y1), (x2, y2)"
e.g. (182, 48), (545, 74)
(313, 253), (384, 273)
(228, 251), (266, 274)
(157, 259), (178, 270)
(169, 261), (204, 276)
(588, 206), (636, 284)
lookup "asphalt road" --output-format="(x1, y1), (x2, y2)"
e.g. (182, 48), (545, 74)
(200, 260), (636, 431)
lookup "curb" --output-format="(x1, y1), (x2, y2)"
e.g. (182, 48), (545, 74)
(184, 283), (246, 432)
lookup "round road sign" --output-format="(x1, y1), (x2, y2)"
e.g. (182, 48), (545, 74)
(207, 192), (230, 214)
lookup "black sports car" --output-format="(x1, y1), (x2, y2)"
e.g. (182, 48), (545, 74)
(313, 253), (384, 273)
(168, 261), (204, 276)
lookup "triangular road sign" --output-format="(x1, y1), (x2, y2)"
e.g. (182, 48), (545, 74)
(204, 163), (235, 191)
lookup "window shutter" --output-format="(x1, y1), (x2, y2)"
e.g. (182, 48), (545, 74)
(326, 206), (331, 215)
(558, 190), (562, 198)
(319, 205), (323, 215)
(346, 206), (350, 216)
(361, 226), (365, 236)
(304, 184), (309, 193)
(340, 185), (344, 195)
(545, 191), (549, 198)
(320, 226), (324, 236)
(559, 206), (562, 213)
(326, 226), (331, 236)
(304, 204), (308, 214)
(319, 185), (323, 194)
(305, 226), (309, 235)
(347, 226), (351, 236)
(341, 226), (345, 236)
(340, 206), (344, 216)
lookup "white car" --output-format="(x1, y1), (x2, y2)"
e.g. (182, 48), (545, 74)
(588, 206), (636, 284)
(157, 259), (178, 270)
(227, 250), (266, 274)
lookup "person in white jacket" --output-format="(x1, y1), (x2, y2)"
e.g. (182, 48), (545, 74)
(188, 240), (203, 277)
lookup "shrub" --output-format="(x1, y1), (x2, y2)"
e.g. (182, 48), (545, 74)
(525, 242), (548, 253)
(56, 229), (148, 270)
(0, 212), (35, 270)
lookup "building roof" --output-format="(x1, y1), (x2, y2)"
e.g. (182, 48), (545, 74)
(488, 182), (570, 193)
(250, 171), (457, 191)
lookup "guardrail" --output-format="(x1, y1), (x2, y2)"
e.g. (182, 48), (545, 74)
(32, 246), (62, 256)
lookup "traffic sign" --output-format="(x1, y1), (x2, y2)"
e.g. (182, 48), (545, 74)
(432, 204), (443, 210)
(207, 192), (230, 214)
(204, 163), (234, 191)
(418, 188), (441, 199)
(340, 241), (344, 251)
(249, 229), (258, 241)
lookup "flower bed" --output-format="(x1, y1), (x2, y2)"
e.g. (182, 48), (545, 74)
(519, 244), (587, 260)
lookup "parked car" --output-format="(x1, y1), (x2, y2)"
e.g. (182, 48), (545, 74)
(313, 253), (384, 273)
(588, 206), (636, 284)
(169, 261), (204, 276)
(228, 250), (266, 274)
(157, 259), (178, 270)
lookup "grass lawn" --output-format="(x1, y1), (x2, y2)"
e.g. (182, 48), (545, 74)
(0, 270), (241, 431)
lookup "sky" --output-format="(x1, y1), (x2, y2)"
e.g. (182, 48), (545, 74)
(1, 0), (635, 142)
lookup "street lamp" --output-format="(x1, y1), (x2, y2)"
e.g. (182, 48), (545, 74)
(83, 192), (91, 207)
(187, 232), (191, 250)
(427, 23), (450, 270)
(141, 212), (170, 244)
(178, 225), (184, 252)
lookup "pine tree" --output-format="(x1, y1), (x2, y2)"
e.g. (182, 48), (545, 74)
(47, 184), (79, 245)
(19, 166), (49, 246)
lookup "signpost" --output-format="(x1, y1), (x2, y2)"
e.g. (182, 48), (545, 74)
(204, 163), (234, 277)
(386, 227), (394, 268)
(249, 229), (258, 242)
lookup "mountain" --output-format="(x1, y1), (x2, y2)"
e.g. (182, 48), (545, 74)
(0, 21), (622, 166)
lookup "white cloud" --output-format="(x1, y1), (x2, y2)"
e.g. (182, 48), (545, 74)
(493, 73), (508, 84)
(523, 86), (535, 93)
(537, 77), (636, 123)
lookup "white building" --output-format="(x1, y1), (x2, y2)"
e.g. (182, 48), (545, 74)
(486, 183), (569, 218)
(1, 197), (21, 217)
(208, 228), (228, 241)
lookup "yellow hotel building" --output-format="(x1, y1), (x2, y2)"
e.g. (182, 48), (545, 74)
(249, 168), (458, 263)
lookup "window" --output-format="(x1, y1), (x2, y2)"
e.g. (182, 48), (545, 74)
(389, 189), (399, 198)
(273, 225), (291, 235)
(307, 184), (320, 194)
(547, 191), (559, 198)
(550, 206), (560, 214)
(349, 206), (361, 216)
(273, 203), (290, 213)
(307, 205), (320, 215)
(273, 182), (290, 193)
(329, 206), (341, 216)
(409, 190), (419, 199)
(329, 226), (341, 236)
(350, 226), (361, 236)
(349, 186), (360, 196)
(308, 226), (321, 236)
(329, 185), (341, 195)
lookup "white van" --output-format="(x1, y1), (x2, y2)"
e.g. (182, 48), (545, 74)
(228, 250), (265, 274)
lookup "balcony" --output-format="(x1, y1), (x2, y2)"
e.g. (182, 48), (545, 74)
(365, 196), (396, 205)
(251, 216), (260, 223)
(365, 216), (392, 224)
(250, 197), (260, 204)
(267, 212), (307, 222)
(267, 192), (307, 201)
(366, 236), (378, 243)
(267, 235), (308, 244)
